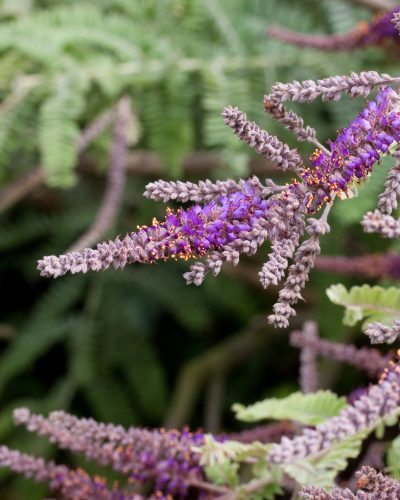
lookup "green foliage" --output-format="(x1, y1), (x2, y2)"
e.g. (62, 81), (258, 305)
(205, 461), (239, 488)
(0, 210), (92, 251)
(0, 0), (380, 186)
(199, 435), (272, 467)
(203, 394), (400, 494)
(205, 459), (284, 500)
(38, 76), (85, 186)
(387, 435), (400, 480)
(283, 429), (368, 488)
(248, 465), (284, 500)
(1, 1), (400, 497)
(0, 278), (86, 396)
(327, 284), (400, 329)
(232, 391), (346, 425)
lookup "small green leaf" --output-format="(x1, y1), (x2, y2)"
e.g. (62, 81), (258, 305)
(198, 435), (272, 467)
(250, 463), (284, 500)
(283, 429), (368, 488)
(205, 462), (239, 488)
(326, 284), (400, 329)
(387, 435), (400, 480)
(249, 483), (284, 500)
(233, 391), (346, 425)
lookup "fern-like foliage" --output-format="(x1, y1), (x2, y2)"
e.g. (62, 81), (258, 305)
(0, 0), (384, 186)
(38, 76), (85, 186)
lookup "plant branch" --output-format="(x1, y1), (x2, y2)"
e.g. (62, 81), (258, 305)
(345, 0), (397, 11)
(188, 479), (230, 496)
(67, 96), (132, 252)
(0, 168), (44, 214)
(0, 107), (115, 214)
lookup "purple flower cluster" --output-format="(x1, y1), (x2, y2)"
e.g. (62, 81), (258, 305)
(301, 87), (400, 213)
(0, 446), (135, 500)
(13, 408), (205, 498)
(129, 428), (204, 496)
(38, 179), (271, 277)
(356, 7), (400, 47)
(37, 84), (400, 328)
(138, 180), (269, 262)
(268, 353), (400, 465)
(301, 466), (400, 499)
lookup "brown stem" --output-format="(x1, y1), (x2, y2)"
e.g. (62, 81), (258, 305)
(0, 168), (44, 214)
(67, 97), (131, 252)
(188, 479), (229, 496)
(0, 151), (282, 214)
(0, 324), (15, 340)
(268, 25), (363, 51)
(215, 492), (237, 500)
(227, 421), (295, 444)
(346, 0), (397, 10)
(204, 371), (226, 433)
(0, 108), (116, 214)
(75, 109), (115, 153)
(223, 476), (273, 499)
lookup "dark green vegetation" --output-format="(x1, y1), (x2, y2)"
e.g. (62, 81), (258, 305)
(0, 0), (399, 497)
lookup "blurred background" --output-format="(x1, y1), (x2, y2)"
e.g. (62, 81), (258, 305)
(0, 0), (399, 497)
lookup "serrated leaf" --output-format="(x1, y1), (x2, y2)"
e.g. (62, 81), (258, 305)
(233, 391), (346, 425)
(387, 435), (400, 480)
(326, 284), (400, 329)
(283, 429), (368, 488)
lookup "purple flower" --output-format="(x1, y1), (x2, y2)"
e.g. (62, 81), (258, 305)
(0, 446), (135, 500)
(37, 86), (400, 328)
(38, 179), (271, 278)
(140, 181), (268, 262)
(268, 355), (400, 464)
(13, 408), (205, 498)
(357, 7), (400, 46)
(301, 87), (400, 213)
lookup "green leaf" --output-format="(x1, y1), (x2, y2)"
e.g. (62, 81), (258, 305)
(249, 463), (284, 500)
(326, 284), (400, 329)
(249, 483), (284, 500)
(387, 435), (400, 480)
(233, 391), (346, 425)
(283, 429), (368, 488)
(205, 462), (239, 488)
(198, 435), (272, 467)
